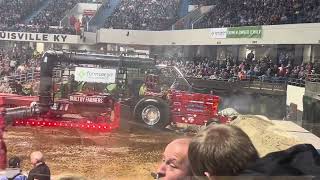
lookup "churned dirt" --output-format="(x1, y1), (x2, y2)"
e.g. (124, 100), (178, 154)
(4, 126), (181, 180)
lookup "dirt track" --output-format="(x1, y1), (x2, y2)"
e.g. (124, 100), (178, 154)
(5, 115), (318, 179)
(4, 126), (181, 180)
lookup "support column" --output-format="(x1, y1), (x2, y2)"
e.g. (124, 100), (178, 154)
(303, 45), (312, 63)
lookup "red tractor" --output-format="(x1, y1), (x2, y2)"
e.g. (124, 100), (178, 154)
(134, 65), (229, 129)
(0, 51), (230, 168)
(0, 51), (229, 130)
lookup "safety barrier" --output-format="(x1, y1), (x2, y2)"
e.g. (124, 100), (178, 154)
(188, 73), (320, 90)
(188, 75), (288, 92)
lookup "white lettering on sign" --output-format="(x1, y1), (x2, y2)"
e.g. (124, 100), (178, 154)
(0, 31), (78, 43)
(70, 96), (104, 104)
(75, 67), (116, 83)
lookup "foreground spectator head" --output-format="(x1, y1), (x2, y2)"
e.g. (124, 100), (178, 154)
(188, 124), (259, 180)
(30, 151), (44, 166)
(157, 138), (192, 180)
(28, 151), (50, 180)
(8, 156), (21, 168)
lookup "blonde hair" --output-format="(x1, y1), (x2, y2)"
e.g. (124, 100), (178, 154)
(30, 151), (44, 162)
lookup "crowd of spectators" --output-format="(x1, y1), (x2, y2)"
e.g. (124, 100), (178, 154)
(0, 47), (41, 95)
(195, 0), (320, 29)
(0, 0), (44, 28)
(189, 0), (213, 6)
(0, 0), (94, 34)
(30, 0), (88, 27)
(158, 53), (319, 83)
(1, 0), (320, 34)
(104, 0), (179, 30)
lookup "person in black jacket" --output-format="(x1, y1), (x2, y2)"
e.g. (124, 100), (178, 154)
(27, 152), (50, 180)
(239, 144), (320, 179)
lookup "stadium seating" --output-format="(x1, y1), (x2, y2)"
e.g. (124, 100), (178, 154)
(104, 0), (180, 30)
(0, 0), (43, 28)
(193, 0), (320, 29)
(30, 0), (88, 26)
(1, 0), (320, 33)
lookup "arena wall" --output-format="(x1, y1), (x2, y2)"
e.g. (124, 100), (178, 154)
(98, 23), (320, 45)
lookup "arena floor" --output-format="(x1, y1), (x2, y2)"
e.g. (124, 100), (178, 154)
(4, 125), (181, 180)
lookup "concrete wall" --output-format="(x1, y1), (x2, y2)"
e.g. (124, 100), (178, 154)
(220, 93), (286, 120)
(98, 23), (320, 45)
(286, 85), (305, 123)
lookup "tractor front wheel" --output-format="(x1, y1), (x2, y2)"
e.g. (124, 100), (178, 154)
(134, 98), (170, 129)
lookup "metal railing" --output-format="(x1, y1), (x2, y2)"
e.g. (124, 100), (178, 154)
(305, 74), (320, 83)
(0, 69), (63, 84)
(188, 73), (320, 88)
(0, 70), (40, 84)
(187, 75), (287, 92)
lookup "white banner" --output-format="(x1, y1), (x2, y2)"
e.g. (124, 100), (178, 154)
(210, 28), (227, 39)
(75, 67), (116, 83)
(0, 31), (80, 44)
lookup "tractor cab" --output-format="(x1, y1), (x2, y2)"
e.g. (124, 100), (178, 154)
(143, 64), (199, 97)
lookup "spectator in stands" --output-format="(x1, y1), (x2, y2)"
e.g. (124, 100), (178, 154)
(0, 0), (93, 35)
(188, 124), (259, 179)
(28, 151), (50, 180)
(69, 15), (77, 27)
(247, 51), (255, 64)
(156, 138), (192, 180)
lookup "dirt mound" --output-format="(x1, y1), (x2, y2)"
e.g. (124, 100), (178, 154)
(231, 115), (300, 156)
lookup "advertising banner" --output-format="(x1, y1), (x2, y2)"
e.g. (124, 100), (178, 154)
(75, 67), (116, 84)
(226, 26), (262, 38)
(210, 26), (262, 39)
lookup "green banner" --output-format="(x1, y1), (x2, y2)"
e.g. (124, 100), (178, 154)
(226, 26), (262, 38)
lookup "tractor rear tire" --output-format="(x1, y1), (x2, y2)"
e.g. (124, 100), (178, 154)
(134, 97), (170, 129)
